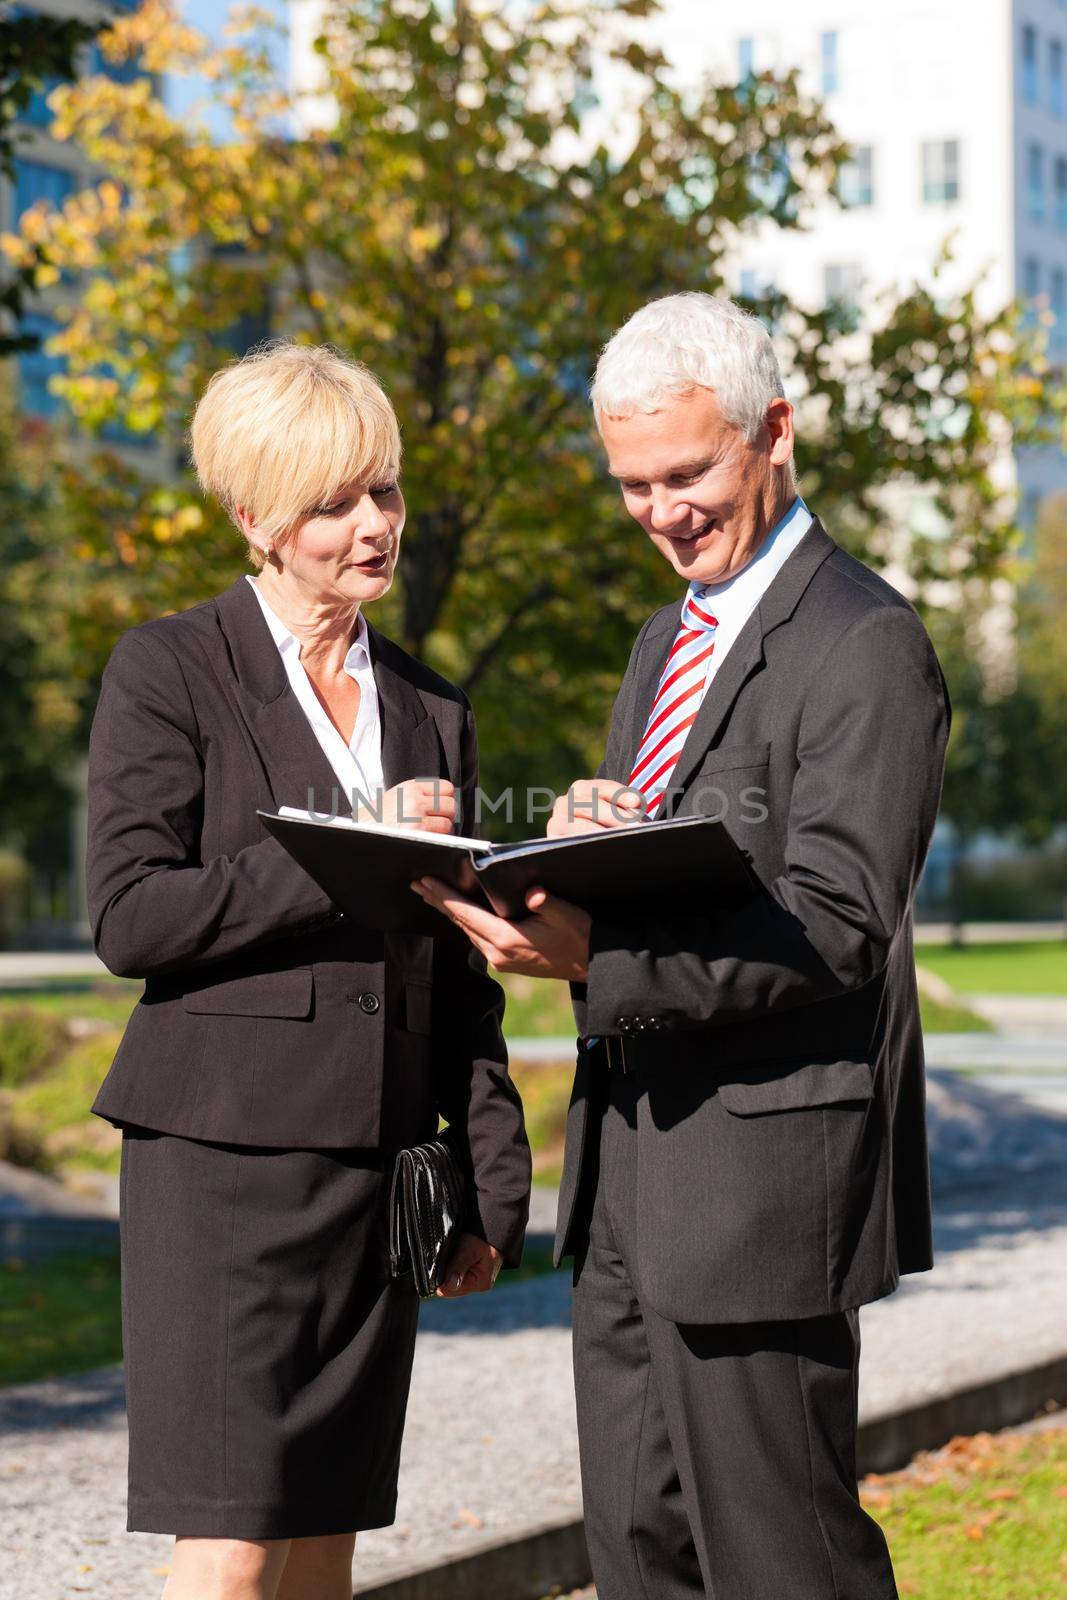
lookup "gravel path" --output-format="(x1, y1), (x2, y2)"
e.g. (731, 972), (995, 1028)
(2, 1072), (1065, 1599)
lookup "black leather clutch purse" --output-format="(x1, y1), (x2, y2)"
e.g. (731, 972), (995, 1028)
(388, 1133), (469, 1299)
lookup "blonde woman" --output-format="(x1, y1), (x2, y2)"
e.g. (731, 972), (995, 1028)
(86, 343), (531, 1600)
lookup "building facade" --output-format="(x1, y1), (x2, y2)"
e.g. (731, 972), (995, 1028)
(2, 0), (144, 423)
(647, 0), (1066, 523)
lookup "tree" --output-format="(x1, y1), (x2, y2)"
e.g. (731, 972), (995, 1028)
(0, 7), (99, 354)
(938, 492), (1067, 849)
(0, 398), (82, 915)
(932, 488), (1067, 930)
(3, 0), (1065, 808)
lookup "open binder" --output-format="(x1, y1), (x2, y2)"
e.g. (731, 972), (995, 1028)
(259, 806), (761, 936)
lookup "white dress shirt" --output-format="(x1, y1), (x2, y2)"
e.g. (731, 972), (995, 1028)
(245, 575), (385, 810)
(689, 495), (813, 694)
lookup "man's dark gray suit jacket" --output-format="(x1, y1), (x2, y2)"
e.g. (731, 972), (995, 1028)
(86, 575), (530, 1265)
(557, 516), (951, 1322)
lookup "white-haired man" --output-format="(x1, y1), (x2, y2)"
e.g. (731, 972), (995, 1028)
(415, 293), (950, 1599)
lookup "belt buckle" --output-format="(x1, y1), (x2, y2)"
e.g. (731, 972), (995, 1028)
(605, 1037), (631, 1075)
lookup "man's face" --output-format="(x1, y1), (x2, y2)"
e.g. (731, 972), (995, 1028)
(600, 387), (794, 586)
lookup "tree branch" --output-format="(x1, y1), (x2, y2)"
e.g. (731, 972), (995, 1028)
(462, 579), (554, 694)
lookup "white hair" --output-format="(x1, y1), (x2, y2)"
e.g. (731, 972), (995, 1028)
(590, 292), (788, 442)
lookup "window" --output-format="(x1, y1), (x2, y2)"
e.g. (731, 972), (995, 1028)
(16, 313), (64, 419)
(738, 37), (755, 79)
(13, 160), (76, 219)
(739, 267), (776, 299)
(824, 262), (863, 306)
(1056, 156), (1067, 229)
(89, 43), (148, 88)
(1052, 266), (1066, 317)
(1052, 39), (1065, 115)
(22, 75), (63, 129)
(839, 145), (875, 207)
(1028, 143), (1046, 221)
(1023, 256), (1041, 299)
(922, 140), (960, 203)
(746, 149), (795, 217)
(821, 30), (839, 94)
(1023, 24), (1040, 103)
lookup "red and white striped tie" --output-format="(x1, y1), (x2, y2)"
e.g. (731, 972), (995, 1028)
(628, 590), (719, 818)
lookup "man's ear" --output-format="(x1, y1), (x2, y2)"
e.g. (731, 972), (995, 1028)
(765, 398), (795, 468)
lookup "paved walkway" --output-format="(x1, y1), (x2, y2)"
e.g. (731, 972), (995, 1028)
(2, 1067), (1066, 1600)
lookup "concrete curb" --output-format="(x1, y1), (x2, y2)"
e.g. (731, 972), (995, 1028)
(352, 1353), (1067, 1600)
(352, 1514), (590, 1599)
(856, 1352), (1067, 1474)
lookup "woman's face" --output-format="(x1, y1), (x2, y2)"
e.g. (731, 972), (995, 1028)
(277, 468), (405, 609)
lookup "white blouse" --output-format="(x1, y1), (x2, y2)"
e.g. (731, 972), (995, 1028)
(245, 575), (385, 812)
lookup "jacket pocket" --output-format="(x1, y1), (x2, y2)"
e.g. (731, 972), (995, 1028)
(405, 980), (434, 1035)
(718, 1059), (873, 1116)
(697, 742), (771, 775)
(182, 967), (314, 1018)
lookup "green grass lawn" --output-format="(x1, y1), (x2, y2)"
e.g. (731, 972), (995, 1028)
(914, 941), (1067, 996)
(866, 1426), (1067, 1599)
(918, 996), (992, 1033)
(0, 1248), (122, 1386)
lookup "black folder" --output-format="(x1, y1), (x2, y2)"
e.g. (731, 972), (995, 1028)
(259, 807), (761, 936)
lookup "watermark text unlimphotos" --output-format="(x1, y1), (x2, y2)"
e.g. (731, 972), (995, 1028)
(301, 782), (769, 828)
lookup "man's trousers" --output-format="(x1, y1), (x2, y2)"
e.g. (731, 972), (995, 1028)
(570, 1064), (897, 1600)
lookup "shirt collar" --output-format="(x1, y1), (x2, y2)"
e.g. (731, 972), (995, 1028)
(686, 495), (813, 618)
(244, 574), (370, 669)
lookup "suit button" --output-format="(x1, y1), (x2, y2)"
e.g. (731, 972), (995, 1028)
(358, 992), (380, 1015)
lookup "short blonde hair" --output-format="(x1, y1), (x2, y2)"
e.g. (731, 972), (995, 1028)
(190, 342), (402, 565)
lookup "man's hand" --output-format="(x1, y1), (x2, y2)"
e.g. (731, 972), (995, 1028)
(411, 879), (591, 982)
(547, 778), (645, 838)
(380, 778), (456, 834)
(436, 1232), (503, 1297)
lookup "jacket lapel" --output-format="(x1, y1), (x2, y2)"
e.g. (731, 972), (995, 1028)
(627, 519), (837, 805)
(214, 578), (441, 822)
(365, 623), (444, 791)
(214, 576), (352, 817)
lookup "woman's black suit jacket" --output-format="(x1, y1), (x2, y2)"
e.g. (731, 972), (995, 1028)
(86, 574), (531, 1266)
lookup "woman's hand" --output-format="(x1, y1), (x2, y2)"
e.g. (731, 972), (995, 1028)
(381, 778), (456, 834)
(435, 1232), (503, 1297)
(547, 778), (645, 838)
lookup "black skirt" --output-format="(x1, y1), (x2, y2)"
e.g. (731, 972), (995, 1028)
(119, 1125), (420, 1539)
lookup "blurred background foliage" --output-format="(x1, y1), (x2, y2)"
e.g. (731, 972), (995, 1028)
(0, 0), (1064, 849)
(0, 4), (99, 353)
